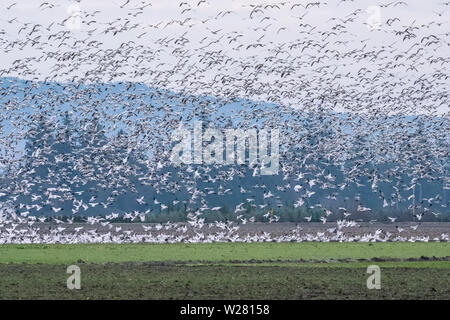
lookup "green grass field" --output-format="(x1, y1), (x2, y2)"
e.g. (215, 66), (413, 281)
(0, 243), (449, 299)
(1, 242), (449, 264)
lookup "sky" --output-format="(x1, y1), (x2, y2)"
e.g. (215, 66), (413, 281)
(0, 0), (448, 115)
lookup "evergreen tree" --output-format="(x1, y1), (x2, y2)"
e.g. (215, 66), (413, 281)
(19, 113), (65, 215)
(74, 112), (110, 215)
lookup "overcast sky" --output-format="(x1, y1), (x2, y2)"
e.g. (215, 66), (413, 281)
(0, 0), (448, 115)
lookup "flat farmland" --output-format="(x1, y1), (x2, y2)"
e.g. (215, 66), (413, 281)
(0, 242), (449, 299)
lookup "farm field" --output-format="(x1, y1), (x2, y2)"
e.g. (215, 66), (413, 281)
(0, 242), (449, 264)
(0, 242), (449, 299)
(1, 263), (449, 300)
(3, 222), (449, 239)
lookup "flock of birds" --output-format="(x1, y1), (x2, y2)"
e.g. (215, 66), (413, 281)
(0, 0), (449, 244)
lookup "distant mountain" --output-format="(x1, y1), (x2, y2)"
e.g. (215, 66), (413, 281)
(0, 77), (448, 221)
